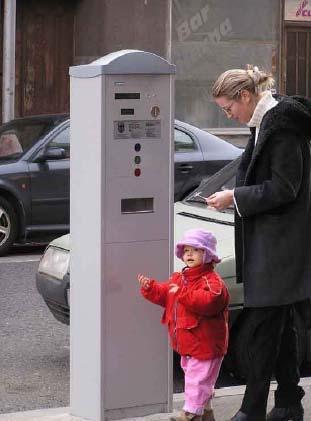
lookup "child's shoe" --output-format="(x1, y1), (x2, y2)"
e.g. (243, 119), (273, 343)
(202, 409), (216, 421)
(170, 410), (203, 421)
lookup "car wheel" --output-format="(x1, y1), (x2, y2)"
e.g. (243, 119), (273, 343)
(0, 197), (18, 256)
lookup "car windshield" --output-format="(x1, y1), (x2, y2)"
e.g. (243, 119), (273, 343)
(0, 117), (67, 160)
(184, 157), (241, 214)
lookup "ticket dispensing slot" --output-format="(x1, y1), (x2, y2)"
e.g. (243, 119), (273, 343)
(121, 197), (154, 214)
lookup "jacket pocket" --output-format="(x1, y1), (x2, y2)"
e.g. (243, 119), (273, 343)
(176, 314), (200, 330)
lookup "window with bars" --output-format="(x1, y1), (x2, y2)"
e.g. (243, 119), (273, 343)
(285, 26), (311, 97)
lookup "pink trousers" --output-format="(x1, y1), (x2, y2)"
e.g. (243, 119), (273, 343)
(181, 355), (223, 415)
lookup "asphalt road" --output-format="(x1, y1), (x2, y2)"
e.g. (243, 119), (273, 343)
(0, 245), (70, 414)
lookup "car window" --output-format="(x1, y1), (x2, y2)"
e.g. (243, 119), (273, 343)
(174, 128), (197, 152)
(0, 118), (67, 160)
(220, 175), (236, 191)
(185, 157), (241, 214)
(48, 127), (70, 158)
(0, 132), (23, 158)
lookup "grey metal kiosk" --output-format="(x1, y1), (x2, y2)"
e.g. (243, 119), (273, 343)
(69, 50), (175, 421)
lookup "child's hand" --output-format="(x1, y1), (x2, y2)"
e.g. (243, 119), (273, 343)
(137, 273), (151, 290)
(169, 283), (179, 294)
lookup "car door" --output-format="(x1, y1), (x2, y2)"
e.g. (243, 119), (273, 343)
(174, 126), (204, 201)
(28, 125), (70, 228)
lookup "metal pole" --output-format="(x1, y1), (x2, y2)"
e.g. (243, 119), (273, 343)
(166, 0), (172, 62)
(2, 0), (16, 123)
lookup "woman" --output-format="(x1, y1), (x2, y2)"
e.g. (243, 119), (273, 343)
(206, 66), (311, 421)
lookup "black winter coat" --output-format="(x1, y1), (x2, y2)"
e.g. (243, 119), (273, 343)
(234, 95), (311, 307)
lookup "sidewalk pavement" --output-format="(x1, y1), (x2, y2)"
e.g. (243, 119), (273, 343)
(0, 378), (310, 421)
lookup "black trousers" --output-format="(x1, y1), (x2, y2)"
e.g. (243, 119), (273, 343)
(237, 305), (304, 418)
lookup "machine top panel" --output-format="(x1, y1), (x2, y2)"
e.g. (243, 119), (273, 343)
(69, 50), (176, 78)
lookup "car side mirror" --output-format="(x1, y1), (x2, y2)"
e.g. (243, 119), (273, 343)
(33, 146), (66, 163)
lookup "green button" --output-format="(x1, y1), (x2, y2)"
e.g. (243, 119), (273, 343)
(134, 156), (141, 164)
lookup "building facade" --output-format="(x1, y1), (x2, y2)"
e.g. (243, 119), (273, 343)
(0, 0), (310, 132)
(172, 0), (311, 132)
(0, 0), (171, 124)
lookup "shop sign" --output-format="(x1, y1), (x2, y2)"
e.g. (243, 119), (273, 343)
(285, 0), (311, 21)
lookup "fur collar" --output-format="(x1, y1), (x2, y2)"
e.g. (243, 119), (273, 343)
(242, 95), (311, 181)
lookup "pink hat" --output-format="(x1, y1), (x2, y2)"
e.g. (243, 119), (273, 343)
(175, 229), (221, 264)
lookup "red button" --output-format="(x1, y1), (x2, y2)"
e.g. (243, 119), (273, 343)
(134, 168), (141, 177)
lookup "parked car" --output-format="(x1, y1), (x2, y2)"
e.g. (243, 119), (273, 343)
(35, 157), (311, 379)
(0, 115), (241, 255)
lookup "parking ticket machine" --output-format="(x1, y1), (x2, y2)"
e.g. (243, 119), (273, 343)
(69, 50), (175, 420)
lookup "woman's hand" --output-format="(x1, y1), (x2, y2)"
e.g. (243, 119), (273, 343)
(205, 189), (234, 211)
(137, 273), (151, 290)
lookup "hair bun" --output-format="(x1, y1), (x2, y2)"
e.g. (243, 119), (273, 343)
(245, 64), (274, 92)
(246, 64), (260, 79)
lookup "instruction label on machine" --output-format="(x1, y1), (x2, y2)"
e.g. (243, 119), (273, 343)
(114, 120), (161, 139)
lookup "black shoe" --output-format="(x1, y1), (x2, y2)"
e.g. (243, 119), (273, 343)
(227, 410), (266, 421)
(266, 403), (304, 421)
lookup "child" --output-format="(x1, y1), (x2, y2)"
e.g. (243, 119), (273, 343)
(137, 228), (229, 421)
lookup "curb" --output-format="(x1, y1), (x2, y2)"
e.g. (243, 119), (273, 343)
(0, 378), (310, 421)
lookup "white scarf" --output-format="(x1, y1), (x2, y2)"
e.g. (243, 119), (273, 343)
(247, 91), (278, 144)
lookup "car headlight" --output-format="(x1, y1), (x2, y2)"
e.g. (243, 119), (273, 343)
(38, 246), (70, 280)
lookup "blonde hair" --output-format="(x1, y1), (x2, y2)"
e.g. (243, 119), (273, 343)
(212, 65), (275, 99)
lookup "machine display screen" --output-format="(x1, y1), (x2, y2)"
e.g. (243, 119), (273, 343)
(121, 108), (135, 115)
(115, 93), (140, 100)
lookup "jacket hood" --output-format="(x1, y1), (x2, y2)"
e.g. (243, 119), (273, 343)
(270, 94), (311, 140)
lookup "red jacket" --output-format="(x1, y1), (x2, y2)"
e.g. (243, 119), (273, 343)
(141, 263), (229, 360)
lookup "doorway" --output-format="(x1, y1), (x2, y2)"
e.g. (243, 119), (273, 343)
(15, 0), (76, 117)
(284, 24), (311, 97)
